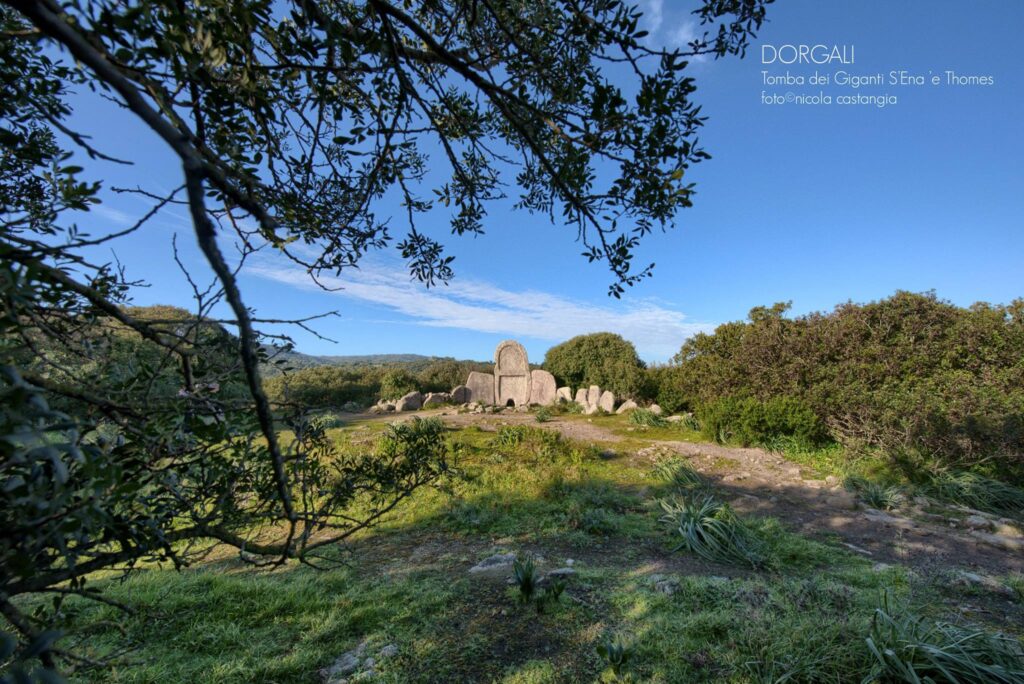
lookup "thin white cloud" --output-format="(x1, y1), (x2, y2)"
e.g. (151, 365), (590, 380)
(246, 258), (713, 360)
(640, 0), (664, 36)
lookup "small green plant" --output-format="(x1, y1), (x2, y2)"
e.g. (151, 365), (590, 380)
(845, 476), (904, 511)
(513, 557), (539, 604)
(495, 425), (527, 448)
(660, 495), (768, 569)
(596, 634), (635, 679)
(654, 457), (706, 491)
(535, 577), (567, 614)
(1004, 574), (1024, 603)
(630, 408), (667, 428)
(535, 406), (552, 423)
(865, 591), (1024, 683)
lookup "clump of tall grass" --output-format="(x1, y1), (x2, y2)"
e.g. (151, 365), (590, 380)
(919, 471), (1024, 519)
(630, 408), (667, 428)
(494, 425), (527, 447)
(654, 456), (706, 492)
(865, 592), (1024, 683)
(659, 495), (768, 569)
(844, 476), (905, 511)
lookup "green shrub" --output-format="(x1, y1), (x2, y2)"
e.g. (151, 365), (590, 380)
(543, 333), (647, 398)
(652, 292), (1024, 475)
(379, 367), (419, 400)
(535, 406), (552, 423)
(699, 396), (826, 447)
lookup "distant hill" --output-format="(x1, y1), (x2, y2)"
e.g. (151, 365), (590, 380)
(260, 347), (485, 376)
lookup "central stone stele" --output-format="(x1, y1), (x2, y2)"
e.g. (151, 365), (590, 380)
(493, 340), (531, 407)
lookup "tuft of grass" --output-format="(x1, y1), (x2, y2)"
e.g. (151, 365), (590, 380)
(659, 495), (768, 569)
(653, 457), (706, 492)
(845, 476), (904, 511)
(495, 425), (528, 447)
(629, 408), (667, 428)
(919, 471), (1024, 519)
(865, 592), (1024, 683)
(1003, 574), (1024, 603)
(534, 406), (552, 423)
(513, 557), (540, 604)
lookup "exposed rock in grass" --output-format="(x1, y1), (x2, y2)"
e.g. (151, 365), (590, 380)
(970, 530), (1024, 552)
(468, 553), (517, 575)
(321, 641), (399, 684)
(863, 510), (917, 530)
(963, 514), (992, 530)
(394, 391), (423, 412)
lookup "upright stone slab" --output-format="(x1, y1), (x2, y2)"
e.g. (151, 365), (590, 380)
(465, 371), (494, 405)
(451, 385), (470, 404)
(587, 385), (601, 408)
(598, 390), (615, 413)
(494, 340), (531, 407)
(556, 387), (573, 403)
(529, 370), (557, 405)
(574, 388), (587, 405)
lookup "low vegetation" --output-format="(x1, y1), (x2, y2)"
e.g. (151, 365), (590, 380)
(8, 414), (1017, 682)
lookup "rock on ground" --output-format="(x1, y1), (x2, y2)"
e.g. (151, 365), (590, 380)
(468, 553), (517, 575)
(616, 400), (637, 414)
(556, 387), (573, 403)
(422, 392), (450, 407)
(598, 390), (615, 413)
(395, 391), (423, 412)
(649, 404), (663, 415)
(450, 385), (470, 404)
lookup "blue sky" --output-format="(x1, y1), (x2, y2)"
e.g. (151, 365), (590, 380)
(67, 1), (1024, 362)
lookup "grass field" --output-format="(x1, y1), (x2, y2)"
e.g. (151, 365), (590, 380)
(37, 413), (1024, 683)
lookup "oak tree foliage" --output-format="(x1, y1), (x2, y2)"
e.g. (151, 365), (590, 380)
(0, 0), (771, 673)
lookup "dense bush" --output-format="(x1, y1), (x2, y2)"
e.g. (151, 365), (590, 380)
(699, 396), (827, 448)
(655, 292), (1024, 474)
(543, 333), (647, 398)
(264, 365), (382, 407)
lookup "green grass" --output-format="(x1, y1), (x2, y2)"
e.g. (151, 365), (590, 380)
(18, 419), (1023, 683)
(865, 592), (1024, 683)
(920, 471), (1024, 520)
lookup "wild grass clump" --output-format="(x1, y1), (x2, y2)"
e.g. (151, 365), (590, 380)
(512, 557), (566, 613)
(535, 406), (552, 423)
(865, 592), (1024, 683)
(845, 476), (905, 511)
(918, 471), (1024, 519)
(495, 425), (527, 447)
(660, 495), (768, 569)
(1004, 574), (1024, 603)
(653, 457), (706, 492)
(630, 408), (667, 428)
